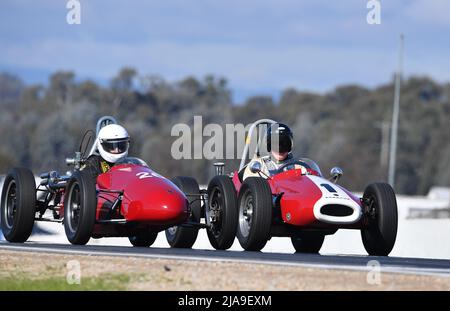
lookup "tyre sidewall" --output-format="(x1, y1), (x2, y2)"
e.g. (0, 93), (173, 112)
(0, 168), (36, 242)
(64, 170), (97, 245)
(236, 177), (272, 251)
(361, 183), (398, 256)
(206, 175), (238, 250)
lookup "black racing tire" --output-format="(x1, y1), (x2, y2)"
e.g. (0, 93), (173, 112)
(64, 170), (97, 245)
(206, 175), (238, 250)
(361, 183), (398, 256)
(1, 167), (36, 243)
(291, 232), (325, 253)
(129, 230), (158, 247)
(236, 177), (272, 251)
(165, 176), (201, 248)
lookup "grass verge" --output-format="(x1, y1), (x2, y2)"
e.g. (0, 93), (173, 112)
(0, 273), (132, 291)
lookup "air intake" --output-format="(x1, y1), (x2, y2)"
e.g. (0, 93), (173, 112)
(320, 204), (354, 217)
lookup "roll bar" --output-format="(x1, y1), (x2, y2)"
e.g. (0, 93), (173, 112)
(238, 119), (277, 171)
(87, 116), (118, 157)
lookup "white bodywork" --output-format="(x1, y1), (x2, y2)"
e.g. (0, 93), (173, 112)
(307, 175), (362, 225)
(239, 119), (362, 225)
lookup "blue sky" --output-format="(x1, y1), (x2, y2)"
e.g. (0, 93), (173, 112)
(1, 0), (449, 102)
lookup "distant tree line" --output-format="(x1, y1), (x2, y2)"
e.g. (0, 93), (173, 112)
(0, 68), (449, 195)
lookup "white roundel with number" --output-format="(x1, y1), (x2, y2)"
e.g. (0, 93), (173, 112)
(307, 175), (362, 225)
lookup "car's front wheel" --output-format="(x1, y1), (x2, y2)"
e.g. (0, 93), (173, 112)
(361, 183), (398, 256)
(236, 177), (272, 251)
(64, 170), (97, 245)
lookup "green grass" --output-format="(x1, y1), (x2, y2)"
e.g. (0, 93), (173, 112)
(0, 273), (132, 291)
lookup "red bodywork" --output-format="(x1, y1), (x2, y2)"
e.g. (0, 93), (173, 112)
(96, 164), (189, 225)
(57, 164), (189, 237)
(232, 168), (364, 230)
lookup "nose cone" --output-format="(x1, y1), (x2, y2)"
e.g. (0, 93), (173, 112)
(123, 176), (189, 225)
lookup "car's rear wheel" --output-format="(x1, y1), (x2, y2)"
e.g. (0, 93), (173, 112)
(1, 167), (36, 243)
(236, 177), (272, 251)
(165, 176), (201, 248)
(291, 232), (325, 253)
(206, 175), (238, 250)
(361, 183), (398, 256)
(129, 230), (158, 247)
(64, 170), (97, 245)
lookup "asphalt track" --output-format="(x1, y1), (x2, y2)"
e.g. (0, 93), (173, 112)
(1, 241), (450, 277)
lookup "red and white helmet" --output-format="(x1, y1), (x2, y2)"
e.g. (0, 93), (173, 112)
(97, 124), (130, 163)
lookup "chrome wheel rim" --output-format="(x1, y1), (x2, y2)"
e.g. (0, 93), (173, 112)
(67, 183), (81, 233)
(239, 189), (253, 238)
(208, 187), (223, 238)
(3, 180), (17, 230)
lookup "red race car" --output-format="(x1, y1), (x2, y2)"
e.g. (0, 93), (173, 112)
(0, 117), (190, 246)
(170, 119), (398, 256)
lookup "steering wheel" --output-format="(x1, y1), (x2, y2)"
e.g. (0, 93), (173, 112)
(277, 160), (312, 174)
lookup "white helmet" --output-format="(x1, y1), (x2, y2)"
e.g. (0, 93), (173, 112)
(97, 124), (130, 163)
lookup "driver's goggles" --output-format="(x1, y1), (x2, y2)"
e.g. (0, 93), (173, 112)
(100, 138), (129, 154)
